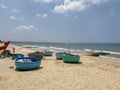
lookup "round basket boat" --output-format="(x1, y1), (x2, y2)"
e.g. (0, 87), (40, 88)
(15, 57), (42, 70)
(28, 51), (44, 58)
(55, 52), (67, 60)
(62, 54), (80, 63)
(44, 51), (53, 56)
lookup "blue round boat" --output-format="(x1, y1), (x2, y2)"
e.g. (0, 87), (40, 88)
(15, 57), (42, 70)
(44, 51), (53, 56)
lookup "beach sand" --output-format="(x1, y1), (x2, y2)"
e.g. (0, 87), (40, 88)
(0, 45), (120, 90)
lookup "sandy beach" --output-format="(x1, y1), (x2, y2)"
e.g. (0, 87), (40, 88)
(0, 45), (120, 90)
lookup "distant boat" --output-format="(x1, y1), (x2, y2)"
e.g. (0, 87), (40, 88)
(87, 52), (110, 57)
(0, 41), (10, 57)
(44, 51), (53, 56)
(28, 51), (44, 58)
(15, 57), (42, 70)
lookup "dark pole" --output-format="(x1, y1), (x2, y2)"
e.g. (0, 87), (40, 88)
(68, 44), (70, 54)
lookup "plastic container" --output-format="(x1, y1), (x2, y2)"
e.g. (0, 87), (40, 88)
(12, 54), (24, 60)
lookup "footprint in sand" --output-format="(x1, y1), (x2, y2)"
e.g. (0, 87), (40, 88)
(9, 66), (14, 69)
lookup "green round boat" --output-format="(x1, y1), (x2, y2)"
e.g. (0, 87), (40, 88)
(62, 54), (80, 63)
(55, 52), (67, 60)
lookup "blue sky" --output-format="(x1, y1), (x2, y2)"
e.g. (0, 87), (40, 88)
(0, 0), (120, 43)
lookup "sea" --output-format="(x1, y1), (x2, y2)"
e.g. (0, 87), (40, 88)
(11, 41), (120, 60)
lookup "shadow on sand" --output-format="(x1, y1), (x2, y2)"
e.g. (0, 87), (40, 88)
(63, 61), (82, 64)
(15, 67), (43, 72)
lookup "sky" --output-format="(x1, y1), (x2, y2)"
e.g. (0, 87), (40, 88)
(0, 0), (120, 43)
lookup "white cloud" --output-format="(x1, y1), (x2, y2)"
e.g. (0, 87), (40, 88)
(52, 0), (108, 14)
(90, 0), (107, 4)
(36, 13), (48, 18)
(52, 0), (86, 13)
(14, 25), (38, 31)
(35, 0), (55, 3)
(0, 4), (6, 8)
(9, 15), (25, 21)
(9, 16), (16, 20)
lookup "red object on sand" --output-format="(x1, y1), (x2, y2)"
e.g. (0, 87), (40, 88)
(0, 41), (10, 56)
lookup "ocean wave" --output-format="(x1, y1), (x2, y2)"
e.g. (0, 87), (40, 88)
(22, 45), (38, 48)
(102, 50), (120, 55)
(84, 49), (92, 52)
(22, 45), (120, 56)
(99, 55), (120, 60)
(12, 42), (120, 59)
(49, 46), (83, 53)
(85, 48), (120, 59)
